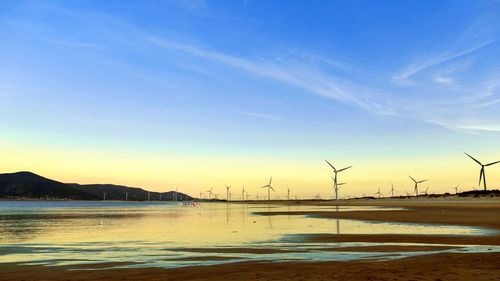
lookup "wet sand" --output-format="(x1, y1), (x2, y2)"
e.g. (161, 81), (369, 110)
(168, 247), (304, 254)
(1, 198), (499, 281)
(263, 199), (500, 246)
(1, 253), (499, 281)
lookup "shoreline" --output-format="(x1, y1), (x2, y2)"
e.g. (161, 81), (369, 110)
(1, 198), (499, 280)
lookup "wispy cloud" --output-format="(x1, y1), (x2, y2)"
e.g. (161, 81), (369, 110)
(240, 112), (286, 121)
(45, 39), (105, 49)
(457, 123), (500, 132)
(434, 76), (455, 86)
(12, 2), (498, 134)
(394, 39), (495, 83)
(144, 36), (394, 115)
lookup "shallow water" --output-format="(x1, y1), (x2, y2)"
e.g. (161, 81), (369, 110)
(0, 201), (497, 268)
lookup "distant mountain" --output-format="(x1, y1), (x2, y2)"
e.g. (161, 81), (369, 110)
(0, 171), (194, 201)
(0, 172), (100, 200)
(70, 184), (194, 201)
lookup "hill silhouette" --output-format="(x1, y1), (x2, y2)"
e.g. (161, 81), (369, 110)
(0, 172), (193, 201)
(0, 172), (99, 200)
(70, 184), (193, 201)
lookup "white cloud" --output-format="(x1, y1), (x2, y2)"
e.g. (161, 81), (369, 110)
(45, 39), (105, 49)
(21, 4), (497, 134)
(394, 40), (494, 83)
(457, 124), (500, 132)
(240, 112), (285, 121)
(434, 76), (455, 86)
(144, 36), (394, 115)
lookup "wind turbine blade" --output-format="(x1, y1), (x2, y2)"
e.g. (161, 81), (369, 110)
(270, 186), (275, 192)
(417, 179), (428, 183)
(465, 152), (482, 165)
(479, 167), (484, 186)
(337, 166), (352, 172)
(485, 160), (500, 166)
(325, 160), (336, 171)
(408, 175), (417, 183)
(269, 177), (272, 185)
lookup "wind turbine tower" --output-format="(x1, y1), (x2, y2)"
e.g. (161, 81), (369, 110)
(226, 185), (231, 201)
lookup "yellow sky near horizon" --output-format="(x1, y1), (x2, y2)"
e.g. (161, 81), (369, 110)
(2, 140), (499, 199)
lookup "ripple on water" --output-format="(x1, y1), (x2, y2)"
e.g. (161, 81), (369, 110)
(0, 201), (497, 268)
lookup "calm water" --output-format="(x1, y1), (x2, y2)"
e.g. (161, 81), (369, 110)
(0, 201), (497, 268)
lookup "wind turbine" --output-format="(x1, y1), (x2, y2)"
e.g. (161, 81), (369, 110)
(325, 160), (352, 201)
(409, 175), (427, 196)
(374, 187), (383, 198)
(337, 182), (346, 189)
(287, 186), (291, 201)
(424, 187), (429, 196)
(226, 185), (231, 201)
(124, 191), (129, 201)
(330, 176), (347, 200)
(465, 153), (500, 191)
(334, 181), (346, 199)
(261, 177), (275, 202)
(453, 185), (459, 194)
(241, 186), (245, 201)
(390, 183), (395, 197)
(206, 187), (214, 200)
(103, 192), (107, 201)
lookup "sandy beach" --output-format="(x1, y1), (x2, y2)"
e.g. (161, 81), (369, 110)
(4, 0), (500, 279)
(1, 197), (499, 281)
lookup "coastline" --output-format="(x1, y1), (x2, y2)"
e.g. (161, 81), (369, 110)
(1, 198), (499, 281)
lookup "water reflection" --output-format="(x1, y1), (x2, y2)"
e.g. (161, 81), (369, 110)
(0, 201), (494, 267)
(336, 205), (340, 234)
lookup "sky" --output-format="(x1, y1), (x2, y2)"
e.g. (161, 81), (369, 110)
(1, 0), (500, 198)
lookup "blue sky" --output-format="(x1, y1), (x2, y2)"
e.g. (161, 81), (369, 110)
(1, 0), (500, 195)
